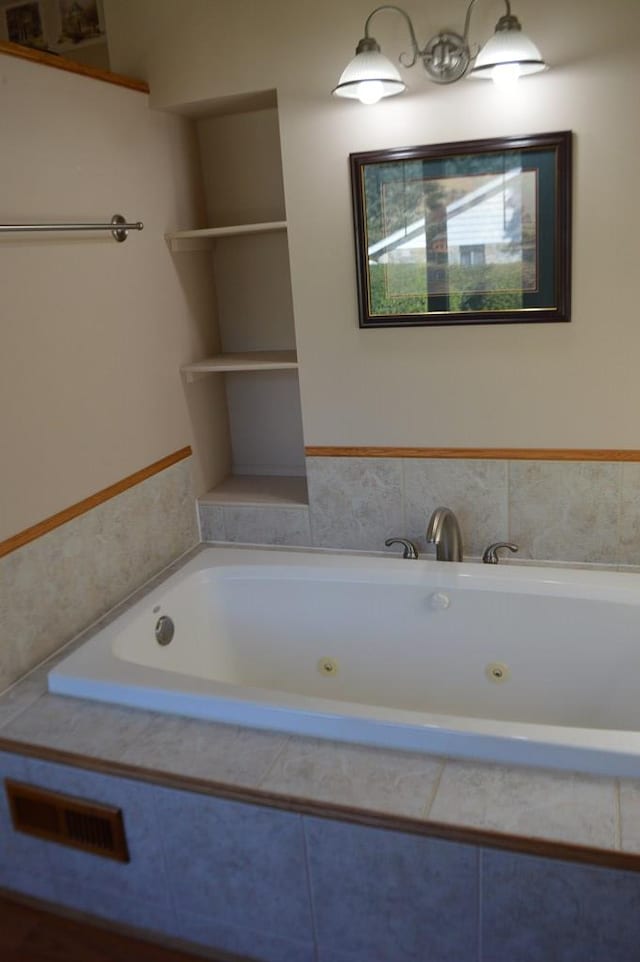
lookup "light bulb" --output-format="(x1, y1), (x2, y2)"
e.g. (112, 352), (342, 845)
(356, 80), (385, 104)
(491, 62), (521, 87)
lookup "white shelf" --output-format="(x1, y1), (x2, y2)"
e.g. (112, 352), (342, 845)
(182, 351), (297, 381)
(166, 221), (287, 251)
(177, 105), (304, 496)
(199, 475), (308, 507)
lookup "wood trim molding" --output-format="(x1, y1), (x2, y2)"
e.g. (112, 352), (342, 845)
(0, 736), (638, 875)
(305, 446), (640, 462)
(0, 447), (192, 560)
(0, 41), (150, 93)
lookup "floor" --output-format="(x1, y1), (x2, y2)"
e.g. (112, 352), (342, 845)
(0, 895), (231, 962)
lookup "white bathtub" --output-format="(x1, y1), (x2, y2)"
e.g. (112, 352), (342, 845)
(48, 546), (640, 776)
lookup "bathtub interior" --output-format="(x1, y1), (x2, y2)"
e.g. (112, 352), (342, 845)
(57, 554), (640, 732)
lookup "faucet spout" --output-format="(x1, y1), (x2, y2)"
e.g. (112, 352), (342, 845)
(426, 507), (463, 562)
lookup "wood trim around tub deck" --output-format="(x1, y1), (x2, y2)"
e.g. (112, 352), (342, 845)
(0, 41), (150, 93)
(0, 446), (192, 560)
(0, 735), (639, 875)
(305, 446), (640, 461)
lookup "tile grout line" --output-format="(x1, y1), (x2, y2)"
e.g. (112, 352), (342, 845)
(305, 457), (318, 549)
(255, 735), (293, 788)
(615, 779), (623, 852)
(400, 457), (407, 541)
(300, 817), (321, 962)
(0, 692), (49, 734)
(616, 461), (623, 567)
(506, 459), (512, 543)
(421, 759), (447, 819)
(194, 495), (203, 544)
(477, 849), (484, 962)
(145, 782), (182, 937)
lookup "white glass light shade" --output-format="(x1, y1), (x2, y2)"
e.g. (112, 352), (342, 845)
(469, 28), (546, 79)
(332, 49), (406, 102)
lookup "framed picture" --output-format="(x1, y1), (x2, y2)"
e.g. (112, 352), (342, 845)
(55, 0), (104, 50)
(4, 1), (45, 50)
(350, 131), (572, 328)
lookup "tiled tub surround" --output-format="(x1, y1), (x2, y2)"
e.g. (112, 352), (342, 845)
(4, 458), (640, 958)
(4, 722), (640, 962)
(200, 456), (640, 566)
(0, 564), (640, 962)
(2, 566), (640, 960)
(0, 456), (198, 694)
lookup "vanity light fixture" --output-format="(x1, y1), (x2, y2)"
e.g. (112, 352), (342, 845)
(332, 0), (546, 104)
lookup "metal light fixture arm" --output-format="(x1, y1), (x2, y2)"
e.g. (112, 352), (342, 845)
(462, 0), (480, 51)
(362, 0), (520, 85)
(360, 1), (471, 84)
(362, 5), (422, 68)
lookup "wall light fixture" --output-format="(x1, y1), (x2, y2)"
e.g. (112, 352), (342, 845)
(332, 0), (546, 104)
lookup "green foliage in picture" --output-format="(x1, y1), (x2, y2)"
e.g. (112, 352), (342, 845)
(351, 133), (570, 326)
(369, 262), (528, 316)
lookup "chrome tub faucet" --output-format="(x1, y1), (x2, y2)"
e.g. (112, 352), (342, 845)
(426, 507), (463, 562)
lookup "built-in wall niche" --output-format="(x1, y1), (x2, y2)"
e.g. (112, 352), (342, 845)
(166, 91), (307, 508)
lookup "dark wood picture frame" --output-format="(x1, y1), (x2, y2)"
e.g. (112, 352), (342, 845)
(350, 131), (572, 328)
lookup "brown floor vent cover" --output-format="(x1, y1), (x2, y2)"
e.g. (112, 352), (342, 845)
(5, 779), (129, 862)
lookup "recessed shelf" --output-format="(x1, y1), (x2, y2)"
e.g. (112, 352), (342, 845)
(179, 104), (306, 502)
(182, 350), (297, 380)
(199, 475), (308, 507)
(166, 221), (287, 251)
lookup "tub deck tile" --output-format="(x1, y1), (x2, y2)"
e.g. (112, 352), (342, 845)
(618, 779), (640, 852)
(0, 666), (48, 731)
(429, 759), (619, 849)
(258, 736), (445, 819)
(0, 687), (632, 868)
(118, 714), (290, 788)
(0, 693), (157, 760)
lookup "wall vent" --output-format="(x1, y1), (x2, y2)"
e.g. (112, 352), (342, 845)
(5, 779), (129, 862)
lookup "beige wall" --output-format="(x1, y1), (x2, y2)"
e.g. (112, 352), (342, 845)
(105, 0), (640, 449)
(0, 52), (224, 542)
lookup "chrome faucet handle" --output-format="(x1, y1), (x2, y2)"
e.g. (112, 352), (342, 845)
(385, 538), (419, 560)
(482, 542), (519, 564)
